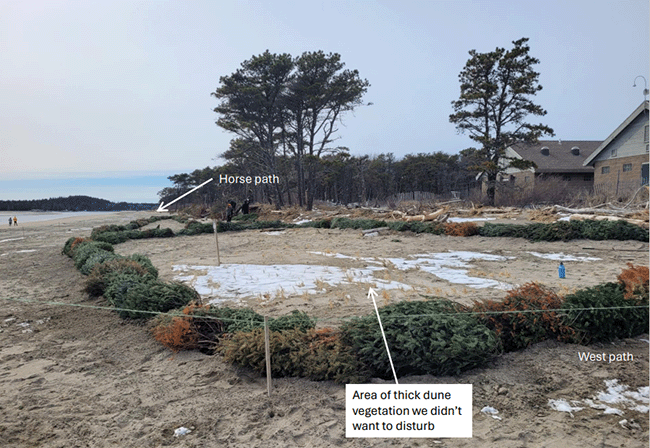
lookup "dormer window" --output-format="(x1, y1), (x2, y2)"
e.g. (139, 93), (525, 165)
(611, 148), (617, 158)
(571, 146), (580, 156)
(540, 146), (550, 156)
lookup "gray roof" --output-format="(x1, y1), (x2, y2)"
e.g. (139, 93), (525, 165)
(508, 140), (601, 173)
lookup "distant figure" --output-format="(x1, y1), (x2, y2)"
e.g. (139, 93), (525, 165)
(8, 217), (11, 226)
(558, 262), (565, 279)
(241, 198), (250, 215)
(13, 216), (17, 226)
(226, 200), (236, 222)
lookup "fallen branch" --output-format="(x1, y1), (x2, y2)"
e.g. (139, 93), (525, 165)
(555, 205), (631, 216)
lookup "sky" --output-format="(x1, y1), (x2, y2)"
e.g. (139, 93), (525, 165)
(1, 0), (648, 203)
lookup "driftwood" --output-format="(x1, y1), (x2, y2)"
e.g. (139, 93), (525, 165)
(404, 214), (426, 222)
(569, 214), (648, 229)
(403, 208), (448, 222)
(555, 205), (631, 216)
(625, 185), (650, 208)
(477, 207), (517, 214)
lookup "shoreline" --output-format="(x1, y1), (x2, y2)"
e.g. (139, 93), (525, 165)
(0, 210), (158, 226)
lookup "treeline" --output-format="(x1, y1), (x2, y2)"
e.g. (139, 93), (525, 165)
(157, 50), (482, 210)
(0, 195), (157, 212)
(158, 150), (480, 210)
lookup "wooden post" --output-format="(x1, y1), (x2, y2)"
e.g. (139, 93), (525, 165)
(264, 316), (272, 397)
(212, 219), (221, 267)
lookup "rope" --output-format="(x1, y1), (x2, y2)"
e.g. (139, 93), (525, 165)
(1, 296), (647, 325)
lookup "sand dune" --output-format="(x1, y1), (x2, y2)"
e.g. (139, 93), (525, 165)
(0, 211), (647, 447)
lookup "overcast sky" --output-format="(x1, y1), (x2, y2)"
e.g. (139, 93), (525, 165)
(1, 0), (648, 202)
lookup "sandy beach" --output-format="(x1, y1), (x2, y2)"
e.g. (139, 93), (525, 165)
(0, 211), (647, 447)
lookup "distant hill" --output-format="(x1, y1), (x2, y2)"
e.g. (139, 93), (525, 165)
(0, 195), (157, 212)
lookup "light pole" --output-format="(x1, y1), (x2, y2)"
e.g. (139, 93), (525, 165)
(633, 75), (649, 102)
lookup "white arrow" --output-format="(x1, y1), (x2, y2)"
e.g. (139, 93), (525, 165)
(157, 178), (214, 212)
(367, 287), (399, 384)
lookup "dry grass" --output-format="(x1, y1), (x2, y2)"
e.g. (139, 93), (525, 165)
(151, 316), (198, 352)
(618, 263), (649, 299)
(528, 208), (558, 223)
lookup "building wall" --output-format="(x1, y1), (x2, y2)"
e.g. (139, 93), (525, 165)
(592, 112), (649, 164)
(594, 154), (649, 195)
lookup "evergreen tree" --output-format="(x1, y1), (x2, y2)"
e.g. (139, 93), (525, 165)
(449, 38), (554, 205)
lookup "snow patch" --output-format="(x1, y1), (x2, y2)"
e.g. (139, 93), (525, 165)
(173, 263), (411, 303)
(480, 406), (502, 420)
(550, 380), (649, 417)
(174, 427), (191, 437)
(447, 217), (495, 223)
(385, 251), (513, 289)
(527, 251), (601, 262)
(313, 251), (514, 289)
(548, 399), (583, 416)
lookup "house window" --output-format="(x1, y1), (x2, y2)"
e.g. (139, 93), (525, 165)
(601, 166), (610, 174)
(623, 163), (633, 172)
(645, 125), (649, 143)
(611, 148), (617, 158)
(583, 174), (593, 181)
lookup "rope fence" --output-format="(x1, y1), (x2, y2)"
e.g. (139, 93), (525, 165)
(3, 294), (647, 396)
(1, 295), (647, 325)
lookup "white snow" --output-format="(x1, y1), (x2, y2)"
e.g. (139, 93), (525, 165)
(384, 251), (513, 290)
(308, 251), (381, 265)
(174, 427), (191, 437)
(480, 406), (502, 420)
(527, 251), (601, 262)
(551, 380), (649, 417)
(173, 250), (516, 303)
(173, 263), (411, 303)
(548, 399), (583, 416)
(16, 249), (37, 253)
(314, 251), (514, 289)
(447, 217), (495, 223)
(595, 380), (649, 412)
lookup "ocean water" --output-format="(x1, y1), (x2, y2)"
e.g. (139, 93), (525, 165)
(1, 211), (129, 224)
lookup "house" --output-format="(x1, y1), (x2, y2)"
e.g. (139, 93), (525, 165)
(583, 101), (649, 196)
(499, 140), (602, 190)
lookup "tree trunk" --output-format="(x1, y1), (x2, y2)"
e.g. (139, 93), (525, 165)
(486, 172), (497, 206)
(306, 166), (315, 211)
